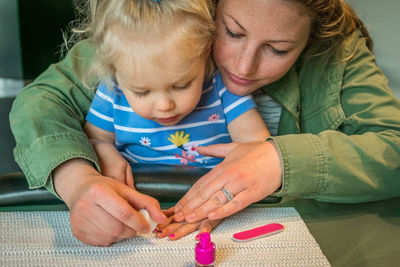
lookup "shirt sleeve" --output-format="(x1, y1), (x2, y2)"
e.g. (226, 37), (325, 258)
(215, 74), (256, 124)
(86, 83), (115, 132)
(9, 40), (100, 195)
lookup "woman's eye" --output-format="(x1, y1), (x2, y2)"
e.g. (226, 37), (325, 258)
(225, 26), (242, 39)
(268, 45), (288, 56)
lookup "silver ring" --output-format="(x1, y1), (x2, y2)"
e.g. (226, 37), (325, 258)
(222, 188), (234, 201)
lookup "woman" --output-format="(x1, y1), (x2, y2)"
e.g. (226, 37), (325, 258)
(173, 0), (400, 223)
(10, 0), (400, 246)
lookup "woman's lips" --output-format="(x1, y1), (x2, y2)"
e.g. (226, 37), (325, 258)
(227, 71), (254, 86)
(157, 115), (179, 123)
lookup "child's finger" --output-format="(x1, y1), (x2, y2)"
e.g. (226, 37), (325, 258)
(105, 169), (126, 184)
(156, 222), (183, 238)
(199, 218), (222, 232)
(168, 222), (201, 241)
(163, 207), (175, 217)
(156, 216), (174, 230)
(196, 219), (223, 240)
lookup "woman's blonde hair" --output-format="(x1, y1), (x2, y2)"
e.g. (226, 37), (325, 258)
(294, 0), (373, 58)
(69, 0), (215, 89)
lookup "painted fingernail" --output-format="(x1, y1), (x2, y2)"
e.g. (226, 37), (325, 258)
(195, 234), (200, 240)
(169, 234), (175, 239)
(153, 229), (162, 233)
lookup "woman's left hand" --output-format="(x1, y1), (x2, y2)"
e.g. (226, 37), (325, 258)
(173, 141), (282, 223)
(156, 208), (222, 241)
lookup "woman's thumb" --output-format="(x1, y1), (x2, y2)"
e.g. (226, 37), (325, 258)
(196, 143), (239, 158)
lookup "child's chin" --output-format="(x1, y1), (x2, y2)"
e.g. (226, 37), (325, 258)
(155, 118), (182, 126)
(158, 122), (178, 126)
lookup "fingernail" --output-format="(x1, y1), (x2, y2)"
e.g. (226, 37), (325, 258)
(195, 234), (200, 240)
(169, 234), (175, 239)
(153, 229), (162, 233)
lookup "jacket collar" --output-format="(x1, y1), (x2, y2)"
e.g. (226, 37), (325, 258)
(261, 66), (301, 134)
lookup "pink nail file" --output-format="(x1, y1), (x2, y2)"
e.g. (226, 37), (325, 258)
(232, 223), (284, 242)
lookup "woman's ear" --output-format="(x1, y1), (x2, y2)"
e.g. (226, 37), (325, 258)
(205, 43), (212, 57)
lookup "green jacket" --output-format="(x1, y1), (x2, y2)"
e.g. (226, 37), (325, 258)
(10, 30), (400, 203)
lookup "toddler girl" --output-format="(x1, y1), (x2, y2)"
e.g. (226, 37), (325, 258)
(83, 0), (270, 186)
(81, 0), (270, 239)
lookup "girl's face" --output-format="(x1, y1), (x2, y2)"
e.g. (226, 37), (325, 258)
(213, 0), (312, 95)
(114, 44), (207, 126)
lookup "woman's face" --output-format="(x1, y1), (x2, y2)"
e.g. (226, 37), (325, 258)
(213, 0), (312, 95)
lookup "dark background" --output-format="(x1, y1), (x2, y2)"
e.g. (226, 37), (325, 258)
(1, 1), (75, 175)
(18, 0), (75, 79)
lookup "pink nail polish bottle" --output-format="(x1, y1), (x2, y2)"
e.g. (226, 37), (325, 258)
(195, 232), (215, 267)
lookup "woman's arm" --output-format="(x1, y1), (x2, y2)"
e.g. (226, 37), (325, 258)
(273, 33), (400, 203)
(9, 40), (98, 194)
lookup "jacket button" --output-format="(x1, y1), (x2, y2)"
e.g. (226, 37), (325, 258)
(296, 105), (300, 112)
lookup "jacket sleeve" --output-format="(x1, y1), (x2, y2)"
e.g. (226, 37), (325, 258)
(9, 40), (100, 195)
(272, 35), (400, 203)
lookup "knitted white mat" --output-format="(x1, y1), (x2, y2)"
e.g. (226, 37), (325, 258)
(0, 207), (330, 266)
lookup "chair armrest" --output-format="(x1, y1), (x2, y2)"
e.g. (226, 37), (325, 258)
(0, 164), (281, 206)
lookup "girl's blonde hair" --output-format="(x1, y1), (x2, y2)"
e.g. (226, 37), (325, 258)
(70, 0), (215, 89)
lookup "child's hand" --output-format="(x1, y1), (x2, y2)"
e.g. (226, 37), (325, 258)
(155, 207), (222, 241)
(90, 141), (134, 187)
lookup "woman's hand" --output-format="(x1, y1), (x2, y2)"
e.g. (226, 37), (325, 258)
(90, 140), (134, 187)
(174, 141), (282, 223)
(156, 208), (222, 241)
(53, 158), (167, 246)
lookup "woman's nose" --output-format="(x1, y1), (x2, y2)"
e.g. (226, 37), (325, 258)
(236, 47), (258, 77)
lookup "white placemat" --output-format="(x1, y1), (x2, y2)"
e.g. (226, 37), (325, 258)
(0, 207), (330, 266)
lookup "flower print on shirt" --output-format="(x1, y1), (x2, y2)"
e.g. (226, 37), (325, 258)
(208, 113), (220, 121)
(140, 137), (151, 147)
(175, 150), (195, 165)
(183, 142), (199, 158)
(168, 131), (190, 148)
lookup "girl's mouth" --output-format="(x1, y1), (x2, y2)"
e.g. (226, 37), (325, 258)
(157, 115), (179, 123)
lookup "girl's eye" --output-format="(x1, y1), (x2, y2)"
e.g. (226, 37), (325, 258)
(133, 90), (150, 97)
(225, 26), (242, 39)
(173, 81), (191, 90)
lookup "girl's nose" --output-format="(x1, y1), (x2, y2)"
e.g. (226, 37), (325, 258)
(156, 96), (175, 111)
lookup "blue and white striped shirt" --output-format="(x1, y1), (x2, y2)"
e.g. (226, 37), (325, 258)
(86, 73), (256, 168)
